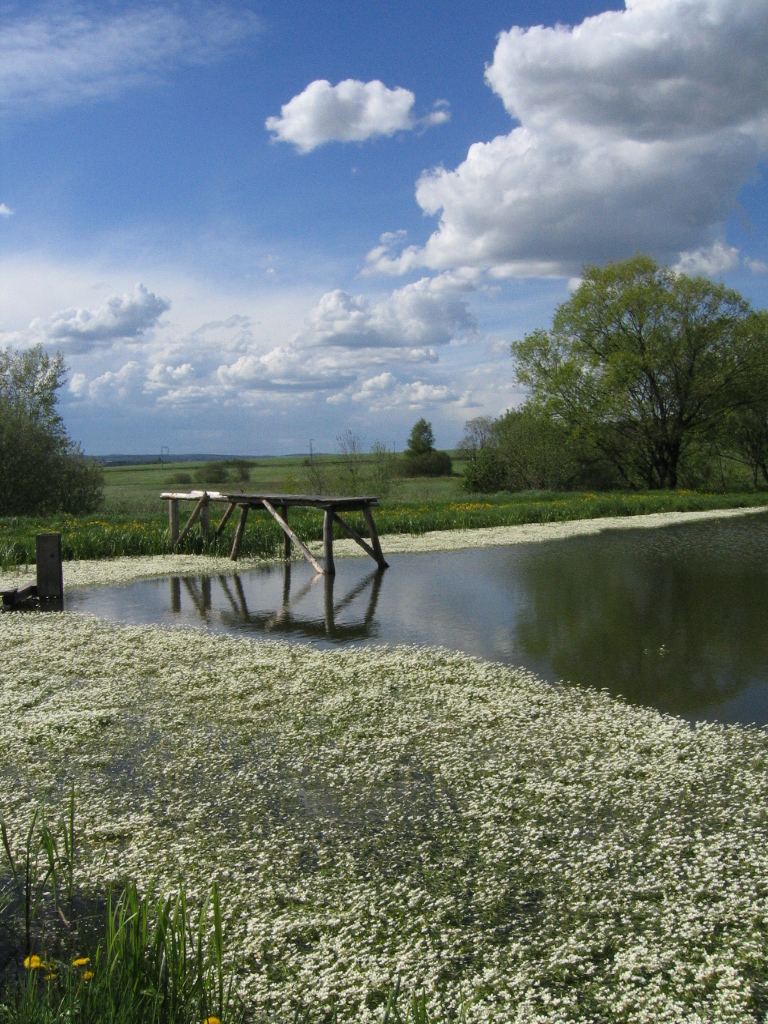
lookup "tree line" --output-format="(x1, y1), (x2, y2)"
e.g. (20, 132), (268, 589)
(463, 255), (768, 493)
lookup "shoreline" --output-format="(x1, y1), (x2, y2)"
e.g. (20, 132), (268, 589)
(1, 503), (765, 590)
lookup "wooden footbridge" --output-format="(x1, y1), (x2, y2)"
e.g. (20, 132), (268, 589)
(161, 491), (388, 575)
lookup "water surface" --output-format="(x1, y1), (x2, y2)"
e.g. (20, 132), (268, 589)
(66, 513), (768, 726)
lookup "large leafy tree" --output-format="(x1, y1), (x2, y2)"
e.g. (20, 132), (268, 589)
(0, 345), (103, 515)
(512, 256), (767, 489)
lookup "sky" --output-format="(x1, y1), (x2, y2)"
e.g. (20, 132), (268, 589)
(1, 0), (767, 456)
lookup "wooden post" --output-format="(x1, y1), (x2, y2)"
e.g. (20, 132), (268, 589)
(200, 496), (210, 537)
(35, 533), (63, 601)
(170, 576), (181, 613)
(324, 572), (335, 633)
(362, 508), (388, 570)
(323, 509), (335, 576)
(281, 506), (292, 559)
(230, 506), (248, 560)
(169, 499), (179, 548)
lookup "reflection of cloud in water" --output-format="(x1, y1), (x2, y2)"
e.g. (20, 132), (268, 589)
(67, 515), (768, 725)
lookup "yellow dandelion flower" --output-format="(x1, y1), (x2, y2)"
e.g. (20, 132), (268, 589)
(23, 955), (42, 969)
(83, 971), (94, 981)
(204, 1017), (222, 1024)
(45, 972), (57, 981)
(72, 957), (90, 967)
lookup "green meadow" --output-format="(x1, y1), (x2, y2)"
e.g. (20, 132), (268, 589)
(1, 454), (767, 568)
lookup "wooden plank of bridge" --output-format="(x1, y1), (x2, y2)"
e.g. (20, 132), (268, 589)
(262, 499), (324, 575)
(230, 505), (249, 560)
(174, 492), (208, 550)
(323, 510), (335, 576)
(214, 501), (236, 539)
(362, 508), (388, 569)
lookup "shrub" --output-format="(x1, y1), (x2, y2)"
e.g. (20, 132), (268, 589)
(401, 450), (453, 478)
(194, 462), (229, 486)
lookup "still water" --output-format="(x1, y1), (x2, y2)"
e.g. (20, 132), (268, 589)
(66, 513), (768, 726)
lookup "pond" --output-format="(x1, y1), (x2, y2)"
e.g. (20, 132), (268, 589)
(66, 512), (768, 726)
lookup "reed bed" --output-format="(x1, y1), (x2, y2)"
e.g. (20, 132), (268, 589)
(3, 613), (768, 1022)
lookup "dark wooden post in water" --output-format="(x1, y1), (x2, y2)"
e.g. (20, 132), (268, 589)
(323, 510), (335, 575)
(36, 533), (63, 600)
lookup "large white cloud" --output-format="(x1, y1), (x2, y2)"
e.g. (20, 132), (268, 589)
(367, 0), (768, 277)
(266, 79), (448, 153)
(297, 275), (476, 351)
(32, 283), (169, 352)
(0, 3), (258, 114)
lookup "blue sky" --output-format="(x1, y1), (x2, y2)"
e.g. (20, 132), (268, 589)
(1, 0), (767, 455)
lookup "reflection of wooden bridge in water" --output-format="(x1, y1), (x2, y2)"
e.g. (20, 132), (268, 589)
(170, 563), (384, 640)
(161, 491), (388, 575)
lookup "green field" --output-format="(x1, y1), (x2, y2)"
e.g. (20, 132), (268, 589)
(1, 454), (767, 568)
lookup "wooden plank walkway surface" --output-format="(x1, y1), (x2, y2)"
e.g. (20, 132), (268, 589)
(160, 491), (389, 575)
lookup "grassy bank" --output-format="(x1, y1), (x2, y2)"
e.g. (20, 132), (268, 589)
(1, 488), (767, 568)
(3, 613), (768, 1022)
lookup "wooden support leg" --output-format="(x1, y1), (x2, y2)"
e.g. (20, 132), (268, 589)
(362, 508), (389, 569)
(170, 576), (181, 613)
(200, 497), (210, 537)
(323, 509), (335, 576)
(333, 511), (380, 565)
(175, 493), (208, 550)
(214, 502), (236, 539)
(230, 506), (248, 560)
(169, 499), (179, 549)
(281, 506), (292, 559)
(262, 500), (324, 575)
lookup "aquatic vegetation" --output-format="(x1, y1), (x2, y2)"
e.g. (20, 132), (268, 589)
(3, 613), (768, 1021)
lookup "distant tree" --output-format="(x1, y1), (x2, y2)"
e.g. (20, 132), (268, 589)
(512, 256), (766, 489)
(0, 345), (103, 515)
(402, 418), (452, 477)
(406, 418), (435, 457)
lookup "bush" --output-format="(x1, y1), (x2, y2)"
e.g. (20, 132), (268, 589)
(401, 450), (453, 478)
(194, 462), (229, 486)
(170, 471), (193, 486)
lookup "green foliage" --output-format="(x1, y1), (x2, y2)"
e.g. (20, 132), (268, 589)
(400, 450), (453, 478)
(2, 492), (768, 568)
(169, 472), (193, 486)
(512, 255), (768, 489)
(405, 419), (435, 457)
(0, 792), (240, 1024)
(0, 346), (103, 516)
(194, 462), (229, 486)
(464, 407), (591, 493)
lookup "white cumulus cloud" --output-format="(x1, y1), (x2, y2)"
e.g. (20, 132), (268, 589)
(0, 203), (12, 217)
(266, 79), (448, 153)
(32, 283), (169, 352)
(367, 0), (768, 277)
